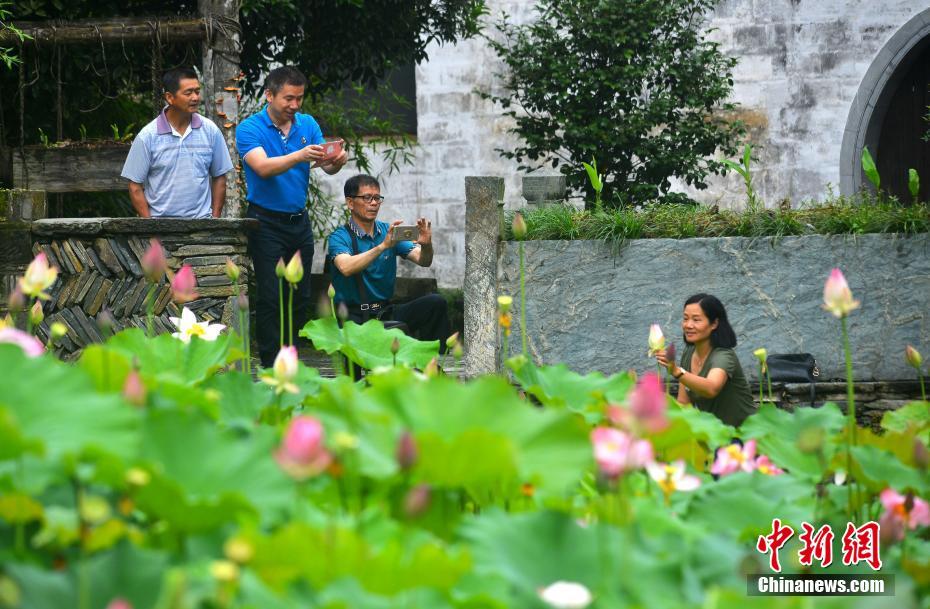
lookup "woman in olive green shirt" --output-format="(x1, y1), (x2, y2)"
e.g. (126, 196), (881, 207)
(656, 293), (755, 427)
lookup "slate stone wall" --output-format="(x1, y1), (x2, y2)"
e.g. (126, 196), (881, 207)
(497, 234), (930, 382)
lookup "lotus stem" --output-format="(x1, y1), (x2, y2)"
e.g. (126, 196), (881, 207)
(288, 283), (294, 347)
(519, 241), (527, 358)
(144, 283), (157, 338)
(278, 276), (285, 349)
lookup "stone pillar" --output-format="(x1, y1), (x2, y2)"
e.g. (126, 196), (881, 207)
(463, 177), (504, 378)
(0, 190), (47, 315)
(522, 175), (567, 209)
(199, 0), (242, 218)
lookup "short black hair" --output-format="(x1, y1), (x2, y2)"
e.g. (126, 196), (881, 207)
(264, 66), (308, 95)
(344, 174), (381, 198)
(682, 293), (738, 348)
(162, 67), (199, 95)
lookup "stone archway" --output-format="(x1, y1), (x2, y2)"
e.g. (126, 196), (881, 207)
(840, 10), (930, 200)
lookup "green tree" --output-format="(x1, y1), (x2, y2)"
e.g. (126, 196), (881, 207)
(484, 0), (743, 207)
(0, 1), (28, 69)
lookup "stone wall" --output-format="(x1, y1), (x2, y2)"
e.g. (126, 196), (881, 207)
(2, 212), (256, 357)
(494, 234), (930, 382)
(310, 1), (928, 288)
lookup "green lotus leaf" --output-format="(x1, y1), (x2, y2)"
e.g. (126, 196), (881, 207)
(300, 317), (438, 370)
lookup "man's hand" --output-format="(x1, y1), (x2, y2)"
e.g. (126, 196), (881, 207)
(383, 219), (404, 250)
(317, 149), (349, 175)
(415, 217), (432, 246)
(300, 144), (327, 164)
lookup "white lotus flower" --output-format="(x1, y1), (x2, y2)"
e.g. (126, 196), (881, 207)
(538, 581), (593, 609)
(261, 346), (299, 394)
(169, 307), (225, 343)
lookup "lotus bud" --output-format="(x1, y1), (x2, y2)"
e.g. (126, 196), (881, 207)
(125, 467), (151, 487)
(18, 252), (58, 299)
(512, 212), (527, 240)
(327, 284), (336, 299)
(647, 324), (665, 355)
(538, 581), (593, 609)
(284, 251), (303, 284)
(105, 599), (133, 609)
(396, 431), (418, 471)
(452, 342), (463, 359)
(96, 309), (115, 335)
(497, 295), (513, 314)
(141, 239), (167, 283)
(274, 416), (332, 480)
(7, 287), (25, 313)
(915, 439), (929, 471)
(905, 345), (923, 370)
(29, 301), (44, 325)
(122, 369), (146, 407)
(666, 343), (676, 367)
(390, 336), (400, 355)
(209, 560), (240, 583)
(317, 294), (332, 318)
(275, 257), (286, 278)
(337, 302), (349, 321)
(224, 537), (255, 564)
(170, 265), (198, 303)
(822, 268), (860, 318)
(50, 321), (68, 340)
(237, 293), (249, 311)
(424, 357), (440, 378)
(224, 258), (240, 282)
(403, 483), (431, 518)
(446, 331), (460, 351)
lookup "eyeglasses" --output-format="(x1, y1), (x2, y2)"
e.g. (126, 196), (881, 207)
(348, 194), (385, 203)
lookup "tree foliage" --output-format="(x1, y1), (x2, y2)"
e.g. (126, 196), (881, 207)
(484, 0), (744, 207)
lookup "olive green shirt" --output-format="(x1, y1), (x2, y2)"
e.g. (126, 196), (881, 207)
(680, 345), (756, 427)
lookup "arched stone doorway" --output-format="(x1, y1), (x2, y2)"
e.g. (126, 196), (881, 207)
(840, 10), (930, 202)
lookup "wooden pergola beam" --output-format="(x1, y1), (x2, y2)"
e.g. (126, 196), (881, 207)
(0, 17), (206, 45)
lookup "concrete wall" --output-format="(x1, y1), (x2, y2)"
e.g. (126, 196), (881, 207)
(496, 234), (930, 382)
(310, 1), (928, 288)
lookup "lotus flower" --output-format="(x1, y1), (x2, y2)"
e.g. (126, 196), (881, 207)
(905, 345), (923, 370)
(169, 307), (225, 343)
(274, 416), (332, 480)
(261, 345), (299, 394)
(648, 324), (665, 355)
(590, 427), (653, 478)
(753, 347), (768, 372)
(646, 460), (701, 497)
(141, 239), (167, 283)
(512, 212), (528, 240)
(754, 454), (784, 476)
(122, 369), (146, 406)
(170, 265), (198, 303)
(105, 599), (133, 609)
(538, 581), (593, 609)
(284, 251), (303, 284)
(0, 327), (44, 357)
(628, 371), (668, 432)
(822, 268), (859, 318)
(18, 253), (58, 299)
(878, 488), (930, 542)
(710, 440), (758, 476)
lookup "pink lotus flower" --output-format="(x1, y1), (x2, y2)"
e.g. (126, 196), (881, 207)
(754, 454), (784, 476)
(141, 239), (167, 283)
(105, 599), (133, 609)
(122, 369), (147, 407)
(274, 416), (332, 480)
(261, 346), (299, 394)
(18, 252), (58, 299)
(822, 268), (860, 318)
(879, 488), (930, 542)
(628, 372), (668, 432)
(0, 327), (45, 357)
(710, 440), (758, 476)
(590, 427), (653, 478)
(170, 265), (198, 303)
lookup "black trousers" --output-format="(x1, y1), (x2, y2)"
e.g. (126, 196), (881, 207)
(348, 293), (451, 354)
(246, 206), (314, 368)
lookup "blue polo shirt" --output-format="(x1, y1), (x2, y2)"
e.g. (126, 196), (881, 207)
(328, 220), (416, 305)
(236, 107), (324, 212)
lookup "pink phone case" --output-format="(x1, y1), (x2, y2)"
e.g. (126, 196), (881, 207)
(323, 140), (344, 158)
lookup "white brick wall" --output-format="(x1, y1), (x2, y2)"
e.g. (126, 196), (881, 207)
(311, 0), (927, 287)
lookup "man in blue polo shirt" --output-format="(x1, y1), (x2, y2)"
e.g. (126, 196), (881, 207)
(122, 67), (233, 218)
(237, 65), (348, 367)
(328, 174), (450, 351)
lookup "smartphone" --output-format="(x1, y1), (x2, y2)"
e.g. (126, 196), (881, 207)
(322, 139), (344, 159)
(392, 225), (419, 242)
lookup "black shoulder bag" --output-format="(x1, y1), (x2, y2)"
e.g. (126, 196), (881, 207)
(346, 225), (404, 331)
(766, 353), (820, 406)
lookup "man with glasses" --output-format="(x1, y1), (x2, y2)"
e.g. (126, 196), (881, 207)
(237, 65), (348, 367)
(328, 174), (450, 350)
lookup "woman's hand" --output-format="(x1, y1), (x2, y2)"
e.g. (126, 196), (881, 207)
(655, 348), (677, 375)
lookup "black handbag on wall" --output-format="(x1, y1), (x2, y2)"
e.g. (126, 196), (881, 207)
(766, 353), (820, 405)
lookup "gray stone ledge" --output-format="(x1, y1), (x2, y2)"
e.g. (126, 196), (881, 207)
(30, 217), (259, 237)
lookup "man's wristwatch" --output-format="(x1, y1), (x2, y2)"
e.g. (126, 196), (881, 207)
(673, 367), (685, 379)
